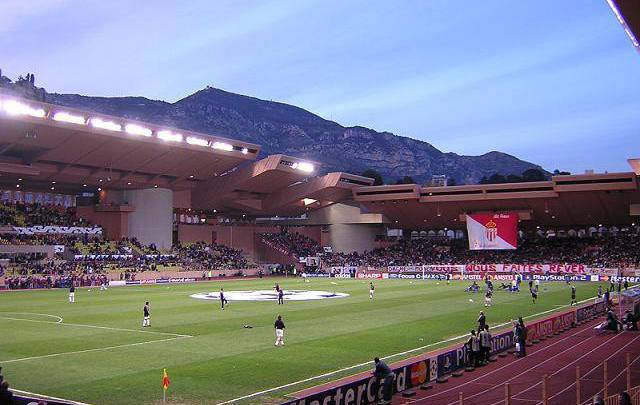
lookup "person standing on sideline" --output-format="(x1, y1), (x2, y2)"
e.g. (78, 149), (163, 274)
(142, 301), (151, 327)
(466, 330), (480, 367)
(624, 280), (629, 290)
(604, 289), (611, 306)
(277, 287), (284, 305)
(597, 285), (603, 299)
(479, 325), (491, 364)
(515, 317), (527, 357)
(274, 315), (285, 346)
(369, 282), (375, 300)
(220, 288), (228, 310)
(477, 311), (486, 331)
(373, 357), (394, 404)
(69, 283), (75, 303)
(571, 284), (577, 306)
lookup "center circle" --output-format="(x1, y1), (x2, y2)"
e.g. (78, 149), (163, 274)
(190, 290), (350, 301)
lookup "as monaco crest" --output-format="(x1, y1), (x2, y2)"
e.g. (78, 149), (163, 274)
(466, 212), (518, 250)
(485, 220), (497, 243)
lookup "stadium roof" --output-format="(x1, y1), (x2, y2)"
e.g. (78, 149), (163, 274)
(0, 93), (371, 215)
(608, 0), (640, 52)
(353, 172), (640, 230)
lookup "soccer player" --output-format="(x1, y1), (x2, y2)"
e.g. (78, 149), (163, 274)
(274, 315), (285, 346)
(142, 301), (151, 327)
(570, 284), (577, 306)
(530, 287), (538, 304)
(484, 289), (492, 307)
(535, 278), (540, 292)
(369, 282), (375, 300)
(277, 288), (284, 305)
(220, 288), (228, 310)
(69, 284), (75, 303)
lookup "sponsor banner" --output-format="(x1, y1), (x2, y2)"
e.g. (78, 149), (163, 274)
(356, 272), (384, 279)
(282, 359), (430, 405)
(13, 225), (102, 235)
(109, 280), (126, 287)
(302, 273), (330, 278)
(330, 266), (357, 273)
(525, 311), (575, 344)
(332, 273), (352, 279)
(387, 265), (464, 273)
(74, 254), (134, 260)
(490, 330), (515, 355)
(576, 301), (607, 323)
(437, 345), (468, 377)
(610, 276), (640, 283)
(125, 280), (141, 285)
(54, 245), (65, 253)
(143, 254), (175, 259)
(491, 274), (516, 281)
(466, 212), (518, 250)
(531, 274), (590, 282)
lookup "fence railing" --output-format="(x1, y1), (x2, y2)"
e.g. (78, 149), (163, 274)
(453, 352), (638, 404)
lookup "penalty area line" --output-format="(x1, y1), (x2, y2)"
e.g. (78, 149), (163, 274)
(1, 335), (192, 364)
(216, 295), (600, 405)
(0, 315), (192, 338)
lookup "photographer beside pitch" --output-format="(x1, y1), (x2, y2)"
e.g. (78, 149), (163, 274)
(373, 357), (394, 405)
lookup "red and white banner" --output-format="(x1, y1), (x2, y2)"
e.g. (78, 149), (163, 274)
(466, 213), (518, 250)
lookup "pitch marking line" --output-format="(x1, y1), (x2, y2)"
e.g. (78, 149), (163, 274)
(10, 388), (93, 405)
(0, 313), (192, 338)
(0, 312), (63, 323)
(216, 296), (599, 405)
(1, 335), (191, 364)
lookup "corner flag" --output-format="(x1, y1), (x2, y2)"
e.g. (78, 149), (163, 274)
(163, 368), (170, 391)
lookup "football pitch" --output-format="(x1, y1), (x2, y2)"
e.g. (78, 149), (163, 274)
(0, 278), (608, 405)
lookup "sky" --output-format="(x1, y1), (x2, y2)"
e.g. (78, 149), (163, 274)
(1, 0), (638, 173)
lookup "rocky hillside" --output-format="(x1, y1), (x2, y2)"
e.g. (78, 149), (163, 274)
(0, 74), (546, 184)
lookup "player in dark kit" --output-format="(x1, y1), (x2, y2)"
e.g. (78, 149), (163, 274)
(142, 302), (150, 327)
(274, 315), (285, 346)
(220, 288), (229, 309)
(570, 285), (577, 306)
(277, 288), (284, 305)
(530, 287), (538, 304)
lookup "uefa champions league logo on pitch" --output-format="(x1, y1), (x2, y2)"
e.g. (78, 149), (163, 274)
(190, 290), (350, 301)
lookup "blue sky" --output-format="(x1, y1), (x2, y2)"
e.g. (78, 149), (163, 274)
(1, 0), (638, 173)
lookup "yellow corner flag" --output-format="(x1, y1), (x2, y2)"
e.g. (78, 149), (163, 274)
(163, 368), (170, 391)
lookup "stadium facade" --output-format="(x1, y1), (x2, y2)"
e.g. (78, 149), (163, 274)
(1, 92), (639, 259)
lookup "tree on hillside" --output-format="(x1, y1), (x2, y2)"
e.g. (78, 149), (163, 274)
(553, 169), (571, 175)
(361, 169), (384, 186)
(395, 176), (415, 184)
(488, 173), (507, 184)
(505, 174), (522, 183)
(522, 168), (547, 182)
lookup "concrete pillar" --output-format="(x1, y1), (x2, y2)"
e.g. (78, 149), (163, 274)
(124, 188), (173, 249)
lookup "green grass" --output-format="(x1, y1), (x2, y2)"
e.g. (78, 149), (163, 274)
(0, 278), (608, 405)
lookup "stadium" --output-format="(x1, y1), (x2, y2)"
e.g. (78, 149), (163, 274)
(1, 2), (640, 405)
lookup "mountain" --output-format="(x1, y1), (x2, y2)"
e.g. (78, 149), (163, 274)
(0, 74), (546, 184)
